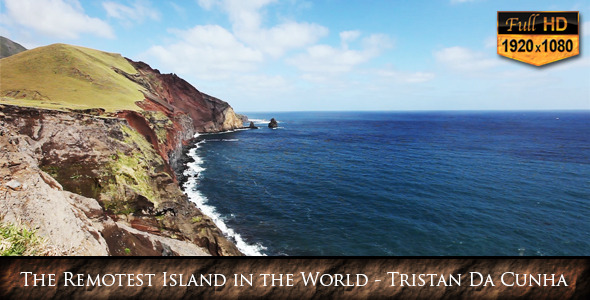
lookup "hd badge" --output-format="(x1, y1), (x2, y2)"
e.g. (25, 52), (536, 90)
(497, 11), (579, 66)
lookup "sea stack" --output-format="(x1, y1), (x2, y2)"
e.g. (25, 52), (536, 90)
(268, 118), (278, 128)
(249, 121), (258, 129)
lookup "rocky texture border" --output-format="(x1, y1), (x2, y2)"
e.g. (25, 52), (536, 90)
(1, 258), (587, 299)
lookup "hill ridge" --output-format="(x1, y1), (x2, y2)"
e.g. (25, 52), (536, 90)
(0, 43), (145, 112)
(0, 36), (27, 59)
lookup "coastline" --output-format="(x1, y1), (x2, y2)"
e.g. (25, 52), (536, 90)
(178, 132), (267, 256)
(179, 111), (590, 256)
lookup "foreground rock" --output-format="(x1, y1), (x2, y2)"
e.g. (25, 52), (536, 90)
(0, 105), (241, 256)
(268, 118), (278, 128)
(5, 179), (21, 191)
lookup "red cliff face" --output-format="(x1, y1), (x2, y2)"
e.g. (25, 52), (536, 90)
(131, 60), (242, 131)
(114, 59), (243, 177)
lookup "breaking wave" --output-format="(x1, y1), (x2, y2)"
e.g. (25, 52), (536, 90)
(248, 118), (270, 124)
(182, 135), (267, 256)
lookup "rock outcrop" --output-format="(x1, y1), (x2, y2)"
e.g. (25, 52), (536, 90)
(0, 36), (26, 59)
(236, 114), (249, 124)
(268, 118), (278, 128)
(0, 105), (240, 256)
(248, 121), (258, 129)
(114, 59), (243, 172)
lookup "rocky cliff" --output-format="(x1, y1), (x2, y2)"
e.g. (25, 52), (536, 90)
(0, 43), (245, 256)
(115, 59), (243, 173)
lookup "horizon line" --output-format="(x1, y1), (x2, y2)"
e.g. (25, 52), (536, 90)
(238, 108), (590, 113)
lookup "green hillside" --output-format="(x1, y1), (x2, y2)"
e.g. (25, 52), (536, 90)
(0, 43), (145, 112)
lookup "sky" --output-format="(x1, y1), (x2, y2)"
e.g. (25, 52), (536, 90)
(1, 0), (589, 112)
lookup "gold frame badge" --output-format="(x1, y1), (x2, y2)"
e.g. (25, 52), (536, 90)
(497, 11), (579, 66)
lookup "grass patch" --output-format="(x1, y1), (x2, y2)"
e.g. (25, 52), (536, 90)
(103, 201), (136, 215)
(0, 220), (49, 256)
(42, 165), (60, 178)
(191, 216), (203, 223)
(101, 124), (166, 207)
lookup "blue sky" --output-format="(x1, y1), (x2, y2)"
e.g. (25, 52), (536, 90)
(1, 0), (589, 112)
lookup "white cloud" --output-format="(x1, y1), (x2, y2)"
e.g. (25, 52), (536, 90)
(340, 30), (361, 43)
(197, 0), (220, 10)
(144, 0), (331, 80)
(484, 36), (496, 48)
(234, 74), (291, 93)
(377, 69), (435, 83)
(288, 33), (392, 75)
(102, 0), (160, 25)
(340, 30), (360, 48)
(290, 45), (367, 73)
(404, 72), (436, 83)
(1, 0), (114, 39)
(199, 0), (328, 57)
(142, 25), (263, 79)
(434, 46), (499, 72)
(221, 0), (277, 27)
(238, 21), (328, 57)
(583, 21), (590, 37)
(144, 0), (394, 101)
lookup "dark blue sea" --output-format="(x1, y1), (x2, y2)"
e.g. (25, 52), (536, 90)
(183, 111), (590, 256)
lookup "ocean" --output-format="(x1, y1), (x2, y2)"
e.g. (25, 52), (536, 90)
(182, 111), (590, 256)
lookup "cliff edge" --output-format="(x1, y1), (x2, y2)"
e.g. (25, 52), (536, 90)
(0, 43), (244, 256)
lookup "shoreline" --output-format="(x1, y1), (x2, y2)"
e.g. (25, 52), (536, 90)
(178, 132), (267, 256)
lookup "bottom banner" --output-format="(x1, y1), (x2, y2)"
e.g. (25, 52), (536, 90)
(1, 258), (588, 299)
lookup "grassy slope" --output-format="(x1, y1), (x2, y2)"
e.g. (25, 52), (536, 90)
(0, 43), (144, 112)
